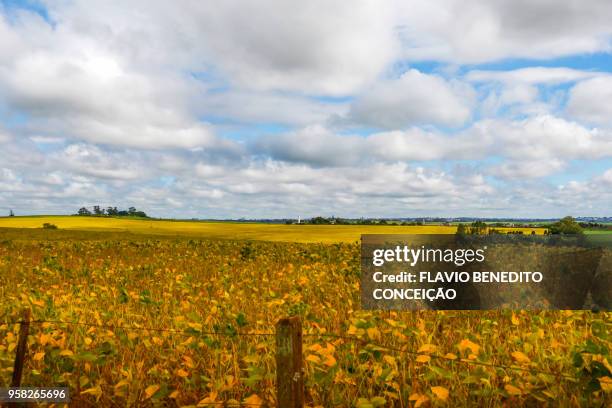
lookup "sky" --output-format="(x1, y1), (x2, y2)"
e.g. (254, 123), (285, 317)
(0, 0), (611, 219)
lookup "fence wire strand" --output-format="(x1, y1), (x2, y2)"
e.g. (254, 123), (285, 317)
(1, 318), (582, 380)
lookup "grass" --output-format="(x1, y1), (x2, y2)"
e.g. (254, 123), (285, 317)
(0, 216), (547, 243)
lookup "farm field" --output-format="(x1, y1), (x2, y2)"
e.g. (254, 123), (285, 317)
(0, 216), (547, 243)
(0, 228), (610, 407)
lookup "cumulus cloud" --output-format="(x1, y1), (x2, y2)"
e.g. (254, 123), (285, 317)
(345, 70), (474, 129)
(1, 1), (612, 218)
(0, 8), (236, 150)
(566, 76), (612, 126)
(397, 0), (612, 63)
(186, 0), (397, 95)
(466, 67), (604, 84)
(490, 159), (567, 180)
(52, 144), (146, 181)
(257, 116), (612, 168)
(196, 91), (347, 127)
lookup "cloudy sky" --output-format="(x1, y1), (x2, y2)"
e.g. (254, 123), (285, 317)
(1, 0), (611, 218)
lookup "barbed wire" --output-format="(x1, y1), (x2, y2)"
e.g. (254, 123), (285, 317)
(304, 332), (578, 379)
(2, 319), (275, 337)
(1, 318), (583, 380)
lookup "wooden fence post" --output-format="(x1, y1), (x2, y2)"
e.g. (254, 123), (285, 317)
(275, 316), (304, 408)
(11, 308), (31, 388)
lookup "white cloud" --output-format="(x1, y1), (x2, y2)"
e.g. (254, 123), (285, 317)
(257, 116), (612, 167)
(483, 115), (612, 161)
(566, 76), (612, 126)
(186, 0), (397, 95)
(1, 1), (612, 218)
(52, 144), (146, 181)
(254, 125), (367, 166)
(491, 159), (567, 180)
(466, 67), (604, 84)
(345, 70), (474, 129)
(196, 91), (347, 127)
(397, 0), (612, 63)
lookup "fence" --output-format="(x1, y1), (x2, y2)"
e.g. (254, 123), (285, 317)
(3, 308), (580, 407)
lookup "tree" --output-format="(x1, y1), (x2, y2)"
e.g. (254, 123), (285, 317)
(77, 207), (91, 216)
(93, 205), (103, 215)
(468, 221), (488, 235)
(128, 207), (136, 215)
(548, 216), (583, 235)
(9, 209), (14, 217)
(456, 223), (467, 236)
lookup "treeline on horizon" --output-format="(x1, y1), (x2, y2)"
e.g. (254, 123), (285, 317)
(75, 206), (148, 218)
(289, 216), (607, 233)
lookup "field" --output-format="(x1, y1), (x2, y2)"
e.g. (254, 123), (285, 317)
(0, 216), (547, 243)
(0, 221), (610, 407)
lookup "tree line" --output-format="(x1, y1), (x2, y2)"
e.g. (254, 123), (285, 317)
(76, 206), (148, 218)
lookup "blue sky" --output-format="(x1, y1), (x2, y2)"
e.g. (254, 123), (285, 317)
(0, 0), (611, 218)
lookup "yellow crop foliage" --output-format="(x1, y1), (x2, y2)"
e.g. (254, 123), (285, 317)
(0, 228), (607, 406)
(0, 215), (546, 243)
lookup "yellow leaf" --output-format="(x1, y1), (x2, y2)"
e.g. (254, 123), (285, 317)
(39, 333), (51, 346)
(505, 384), (522, 396)
(183, 355), (195, 368)
(383, 355), (396, 366)
(198, 391), (219, 406)
(144, 384), (160, 399)
(511, 313), (520, 325)
(599, 376), (612, 393)
(431, 386), (449, 401)
(409, 393), (429, 408)
(243, 394), (263, 407)
(59, 349), (73, 357)
(31, 299), (45, 307)
(444, 353), (457, 360)
(114, 380), (129, 389)
(324, 354), (337, 367)
(416, 355), (431, 363)
(417, 343), (437, 354)
(306, 354), (321, 363)
(347, 325), (358, 335)
(177, 368), (189, 378)
(308, 344), (322, 352)
(457, 339), (480, 355)
(188, 322), (202, 332)
(511, 351), (531, 364)
(367, 327), (380, 340)
(169, 390), (180, 399)
(80, 385), (103, 400)
(33, 352), (45, 361)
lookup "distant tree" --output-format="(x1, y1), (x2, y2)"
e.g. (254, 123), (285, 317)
(9, 209), (14, 217)
(456, 223), (467, 236)
(549, 216), (583, 235)
(128, 207), (136, 215)
(467, 221), (488, 235)
(310, 216), (329, 225)
(93, 205), (103, 215)
(106, 207), (119, 216)
(77, 207), (91, 216)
